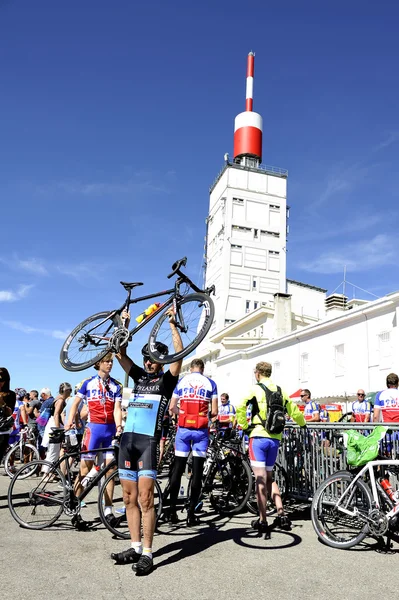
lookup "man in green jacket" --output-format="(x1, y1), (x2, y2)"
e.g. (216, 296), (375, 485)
(236, 361), (305, 537)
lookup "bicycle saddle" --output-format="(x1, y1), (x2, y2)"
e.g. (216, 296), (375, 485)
(120, 281), (144, 291)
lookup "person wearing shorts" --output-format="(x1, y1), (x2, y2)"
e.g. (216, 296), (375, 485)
(236, 361), (305, 538)
(168, 358), (218, 526)
(111, 308), (183, 577)
(65, 353), (122, 525)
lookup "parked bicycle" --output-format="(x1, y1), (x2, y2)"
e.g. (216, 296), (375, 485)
(185, 427), (253, 517)
(4, 426), (40, 478)
(311, 429), (399, 549)
(7, 428), (162, 537)
(60, 257), (215, 371)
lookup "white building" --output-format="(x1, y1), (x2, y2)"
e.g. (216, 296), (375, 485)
(204, 292), (399, 401)
(188, 53), (392, 403)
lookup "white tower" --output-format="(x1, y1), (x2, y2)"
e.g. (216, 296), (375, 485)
(204, 52), (288, 333)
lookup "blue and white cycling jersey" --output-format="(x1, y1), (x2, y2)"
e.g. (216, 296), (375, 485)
(352, 400), (372, 422)
(304, 401), (320, 421)
(124, 364), (178, 438)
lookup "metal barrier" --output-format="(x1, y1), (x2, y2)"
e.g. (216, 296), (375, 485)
(278, 423), (399, 501)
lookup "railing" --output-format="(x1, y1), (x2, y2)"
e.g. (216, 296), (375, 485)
(279, 423), (399, 501)
(209, 160), (288, 192)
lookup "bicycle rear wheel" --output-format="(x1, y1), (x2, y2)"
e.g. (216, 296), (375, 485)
(8, 460), (66, 529)
(98, 470), (163, 539)
(147, 293), (214, 364)
(247, 462), (288, 516)
(208, 455), (252, 516)
(60, 311), (122, 372)
(311, 471), (372, 549)
(4, 443), (40, 478)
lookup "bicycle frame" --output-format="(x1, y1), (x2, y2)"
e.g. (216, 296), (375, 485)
(83, 275), (203, 347)
(39, 445), (117, 507)
(335, 460), (399, 522)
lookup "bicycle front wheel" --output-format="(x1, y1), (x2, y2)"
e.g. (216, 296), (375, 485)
(60, 311), (122, 372)
(8, 460), (66, 529)
(98, 470), (163, 539)
(209, 455), (252, 516)
(4, 443), (40, 478)
(311, 471), (372, 549)
(147, 293), (214, 364)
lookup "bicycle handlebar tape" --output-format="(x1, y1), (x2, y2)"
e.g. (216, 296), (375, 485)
(233, 51), (263, 163)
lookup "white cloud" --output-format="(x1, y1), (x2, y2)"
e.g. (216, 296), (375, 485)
(299, 234), (396, 274)
(17, 258), (48, 276)
(2, 320), (69, 340)
(0, 255), (48, 276)
(0, 284), (34, 302)
(373, 131), (399, 152)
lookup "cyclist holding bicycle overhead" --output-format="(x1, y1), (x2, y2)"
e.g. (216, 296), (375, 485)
(112, 309), (183, 576)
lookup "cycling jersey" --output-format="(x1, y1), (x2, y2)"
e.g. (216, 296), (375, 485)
(304, 401), (320, 421)
(218, 402), (236, 427)
(236, 376), (306, 440)
(77, 375), (122, 424)
(374, 389), (399, 422)
(352, 400), (372, 422)
(124, 364), (178, 438)
(319, 408), (330, 422)
(173, 372), (217, 429)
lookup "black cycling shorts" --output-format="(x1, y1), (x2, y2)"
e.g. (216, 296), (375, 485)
(118, 432), (158, 481)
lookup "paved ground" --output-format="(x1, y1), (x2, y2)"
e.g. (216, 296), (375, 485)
(1, 472), (398, 600)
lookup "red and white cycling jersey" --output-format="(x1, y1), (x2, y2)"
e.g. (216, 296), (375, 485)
(77, 375), (122, 424)
(374, 388), (399, 423)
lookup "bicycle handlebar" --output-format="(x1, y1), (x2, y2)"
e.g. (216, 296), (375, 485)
(167, 257), (187, 279)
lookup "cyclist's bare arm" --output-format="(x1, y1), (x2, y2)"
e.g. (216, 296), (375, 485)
(65, 395), (83, 430)
(211, 397), (218, 419)
(168, 311), (183, 377)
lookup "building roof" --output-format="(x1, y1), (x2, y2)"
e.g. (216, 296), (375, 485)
(286, 279), (327, 293)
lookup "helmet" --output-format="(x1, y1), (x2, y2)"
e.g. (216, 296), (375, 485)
(141, 342), (169, 361)
(15, 387), (27, 400)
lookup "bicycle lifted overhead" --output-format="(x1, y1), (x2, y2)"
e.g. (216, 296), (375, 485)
(60, 257), (215, 372)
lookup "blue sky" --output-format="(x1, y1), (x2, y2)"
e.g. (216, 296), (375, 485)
(1, 0), (398, 393)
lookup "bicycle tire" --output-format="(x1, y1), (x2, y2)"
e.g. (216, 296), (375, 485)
(98, 470), (163, 539)
(208, 455), (252, 516)
(60, 311), (123, 372)
(147, 293), (214, 364)
(247, 462), (288, 516)
(311, 470), (372, 549)
(4, 443), (40, 478)
(8, 460), (66, 529)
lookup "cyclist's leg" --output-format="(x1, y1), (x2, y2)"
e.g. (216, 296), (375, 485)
(136, 437), (158, 559)
(118, 432), (141, 541)
(249, 437), (272, 524)
(101, 423), (117, 509)
(169, 427), (191, 512)
(188, 429), (208, 515)
(75, 424), (97, 496)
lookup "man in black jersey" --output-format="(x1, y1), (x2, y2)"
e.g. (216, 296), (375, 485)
(112, 311), (182, 576)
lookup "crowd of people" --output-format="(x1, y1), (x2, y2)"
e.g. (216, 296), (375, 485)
(1, 344), (399, 576)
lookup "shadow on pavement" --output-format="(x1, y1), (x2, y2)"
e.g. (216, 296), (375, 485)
(154, 514), (303, 569)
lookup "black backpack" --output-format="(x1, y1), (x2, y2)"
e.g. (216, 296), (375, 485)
(256, 383), (287, 434)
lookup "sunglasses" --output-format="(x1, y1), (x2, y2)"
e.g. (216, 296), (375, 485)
(357, 393), (365, 397)
(300, 394), (308, 398)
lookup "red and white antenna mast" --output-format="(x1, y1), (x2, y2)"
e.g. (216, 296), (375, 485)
(233, 51), (263, 164)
